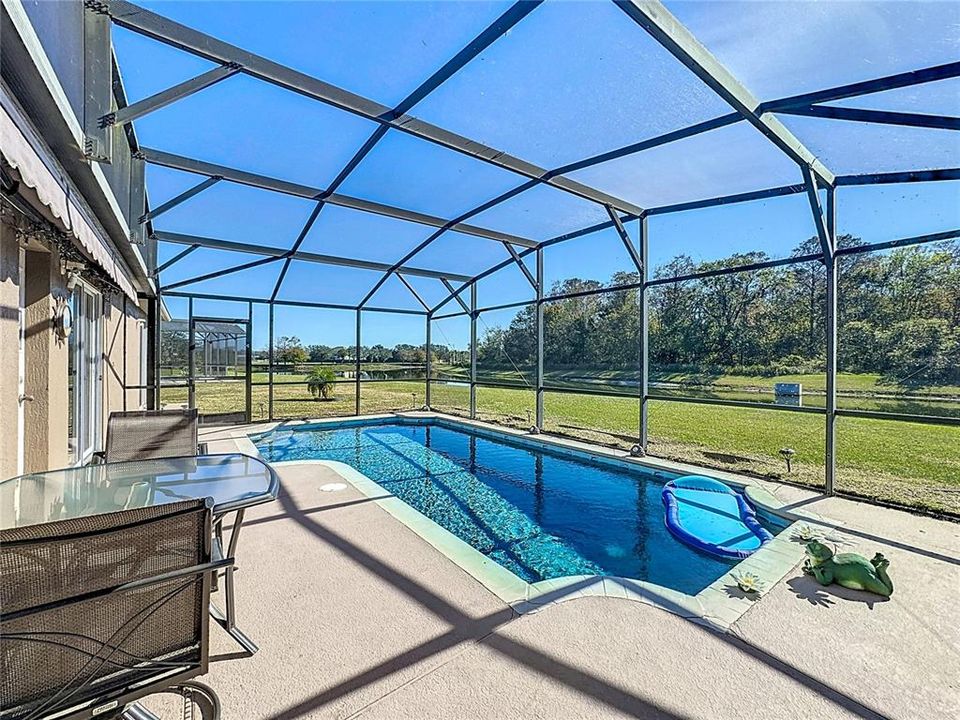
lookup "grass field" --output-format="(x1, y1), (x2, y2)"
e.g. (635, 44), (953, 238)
(161, 377), (959, 517)
(435, 365), (960, 395)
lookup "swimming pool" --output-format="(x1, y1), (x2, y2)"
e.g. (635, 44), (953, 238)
(253, 419), (783, 595)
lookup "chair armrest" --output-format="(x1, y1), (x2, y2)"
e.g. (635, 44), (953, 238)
(198, 442), (209, 455)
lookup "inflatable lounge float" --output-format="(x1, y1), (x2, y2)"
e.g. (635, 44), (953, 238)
(662, 475), (773, 560)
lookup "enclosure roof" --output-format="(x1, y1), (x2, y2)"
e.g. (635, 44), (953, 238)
(163, 319), (245, 334)
(102, 0), (960, 312)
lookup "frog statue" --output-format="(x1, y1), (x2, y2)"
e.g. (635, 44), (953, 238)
(802, 540), (894, 598)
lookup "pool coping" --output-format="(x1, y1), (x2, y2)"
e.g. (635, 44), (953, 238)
(225, 412), (835, 631)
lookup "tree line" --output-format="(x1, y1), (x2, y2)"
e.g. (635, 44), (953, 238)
(265, 337), (463, 366)
(477, 237), (960, 385)
(162, 236), (959, 387)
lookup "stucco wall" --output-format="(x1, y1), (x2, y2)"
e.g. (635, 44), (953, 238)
(125, 303), (146, 411)
(22, 243), (69, 474)
(0, 214), (148, 479)
(0, 218), (21, 479)
(104, 292), (125, 421)
(103, 292), (147, 422)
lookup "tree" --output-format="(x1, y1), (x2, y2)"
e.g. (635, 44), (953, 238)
(276, 336), (308, 365)
(391, 344), (420, 363)
(468, 236), (959, 387)
(306, 366), (336, 399)
(881, 319), (960, 385)
(368, 344), (391, 362)
(307, 344), (333, 362)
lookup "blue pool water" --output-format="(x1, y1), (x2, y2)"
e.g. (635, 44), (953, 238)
(254, 420), (779, 594)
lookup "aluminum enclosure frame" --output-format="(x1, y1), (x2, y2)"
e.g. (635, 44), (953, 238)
(88, 0), (960, 503)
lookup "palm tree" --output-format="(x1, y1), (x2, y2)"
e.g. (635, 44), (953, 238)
(306, 366), (336, 400)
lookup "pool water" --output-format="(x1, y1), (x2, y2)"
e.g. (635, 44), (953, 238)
(254, 420), (778, 595)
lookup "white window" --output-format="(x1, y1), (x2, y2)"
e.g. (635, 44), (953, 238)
(68, 282), (102, 463)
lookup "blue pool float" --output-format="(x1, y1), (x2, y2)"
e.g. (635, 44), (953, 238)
(662, 475), (773, 560)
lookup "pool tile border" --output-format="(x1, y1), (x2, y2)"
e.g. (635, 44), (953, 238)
(230, 412), (842, 631)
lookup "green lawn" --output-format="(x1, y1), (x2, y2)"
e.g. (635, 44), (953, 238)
(653, 370), (960, 397)
(443, 365), (960, 397)
(161, 377), (959, 517)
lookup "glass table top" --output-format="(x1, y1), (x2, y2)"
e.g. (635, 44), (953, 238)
(0, 454), (279, 530)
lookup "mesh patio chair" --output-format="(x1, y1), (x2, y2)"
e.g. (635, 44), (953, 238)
(0, 499), (230, 720)
(90, 411), (259, 657)
(93, 410), (208, 464)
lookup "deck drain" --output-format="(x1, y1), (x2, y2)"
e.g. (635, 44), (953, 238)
(319, 482), (348, 492)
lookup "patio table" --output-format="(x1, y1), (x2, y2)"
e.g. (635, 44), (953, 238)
(0, 453), (279, 655)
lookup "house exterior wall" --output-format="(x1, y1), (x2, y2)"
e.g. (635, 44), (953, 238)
(18, 0), (84, 120)
(0, 219), (21, 478)
(0, 214), (149, 479)
(103, 290), (148, 424)
(21, 243), (69, 474)
(103, 291), (125, 422)
(0, 1), (154, 479)
(0, 215), (71, 477)
(125, 304), (147, 411)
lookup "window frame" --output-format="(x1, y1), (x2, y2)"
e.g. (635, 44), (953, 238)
(69, 279), (103, 464)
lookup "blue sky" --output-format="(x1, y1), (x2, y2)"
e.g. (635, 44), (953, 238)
(113, 1), (960, 349)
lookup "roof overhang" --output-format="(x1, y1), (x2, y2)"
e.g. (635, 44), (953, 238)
(1, 0), (152, 297)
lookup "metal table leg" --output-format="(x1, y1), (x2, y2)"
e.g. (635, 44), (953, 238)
(209, 508), (258, 655)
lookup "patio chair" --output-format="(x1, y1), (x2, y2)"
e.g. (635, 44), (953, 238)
(93, 409), (208, 464)
(0, 498), (230, 720)
(89, 411), (258, 657)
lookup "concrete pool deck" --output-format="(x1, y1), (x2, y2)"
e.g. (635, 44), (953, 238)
(198, 417), (959, 719)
